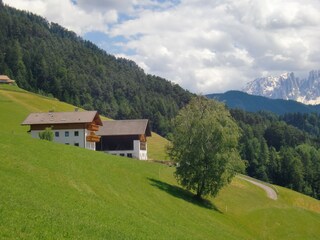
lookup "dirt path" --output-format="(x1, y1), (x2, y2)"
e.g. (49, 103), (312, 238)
(238, 176), (278, 200)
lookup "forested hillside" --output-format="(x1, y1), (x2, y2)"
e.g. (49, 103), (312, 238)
(232, 109), (320, 199)
(207, 91), (320, 115)
(0, 2), (192, 136)
(280, 112), (320, 137)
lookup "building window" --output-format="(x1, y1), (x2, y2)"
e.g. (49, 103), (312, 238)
(65, 143), (69, 145)
(65, 131), (69, 137)
(120, 153), (125, 157)
(127, 153), (133, 158)
(55, 131), (59, 137)
(74, 143), (79, 147)
(74, 131), (79, 137)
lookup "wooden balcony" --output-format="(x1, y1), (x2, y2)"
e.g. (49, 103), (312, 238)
(139, 134), (146, 142)
(87, 123), (99, 131)
(86, 134), (101, 142)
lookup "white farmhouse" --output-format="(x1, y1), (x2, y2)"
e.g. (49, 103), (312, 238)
(21, 111), (102, 150)
(96, 119), (151, 160)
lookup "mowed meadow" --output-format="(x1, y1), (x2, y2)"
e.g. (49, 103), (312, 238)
(0, 85), (320, 239)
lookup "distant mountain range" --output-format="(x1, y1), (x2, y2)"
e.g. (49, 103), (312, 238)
(207, 91), (320, 115)
(243, 70), (320, 105)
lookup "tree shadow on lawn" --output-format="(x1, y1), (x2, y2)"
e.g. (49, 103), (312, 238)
(148, 178), (221, 212)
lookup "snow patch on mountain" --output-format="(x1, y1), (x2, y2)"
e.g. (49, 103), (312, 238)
(243, 70), (320, 105)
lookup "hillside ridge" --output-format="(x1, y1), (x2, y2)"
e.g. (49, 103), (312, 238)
(207, 90), (320, 115)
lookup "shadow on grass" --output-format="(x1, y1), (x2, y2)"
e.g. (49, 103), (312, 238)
(148, 178), (221, 212)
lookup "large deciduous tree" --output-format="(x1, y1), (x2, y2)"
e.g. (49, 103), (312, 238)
(167, 96), (244, 199)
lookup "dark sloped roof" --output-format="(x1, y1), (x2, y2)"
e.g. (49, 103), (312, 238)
(0, 75), (15, 83)
(97, 119), (151, 136)
(21, 111), (102, 125)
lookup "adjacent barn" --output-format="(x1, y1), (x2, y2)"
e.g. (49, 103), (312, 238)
(96, 120), (151, 160)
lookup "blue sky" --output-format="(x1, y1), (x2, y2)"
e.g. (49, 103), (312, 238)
(4, 0), (320, 94)
(83, 31), (135, 55)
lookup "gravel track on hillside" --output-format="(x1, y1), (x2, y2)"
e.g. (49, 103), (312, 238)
(238, 176), (278, 200)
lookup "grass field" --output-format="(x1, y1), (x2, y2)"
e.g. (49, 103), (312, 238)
(0, 85), (319, 239)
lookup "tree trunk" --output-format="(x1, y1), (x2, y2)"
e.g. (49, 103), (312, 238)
(195, 191), (203, 200)
(195, 181), (204, 200)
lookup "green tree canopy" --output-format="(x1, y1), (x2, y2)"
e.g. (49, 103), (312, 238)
(38, 127), (54, 141)
(167, 96), (245, 199)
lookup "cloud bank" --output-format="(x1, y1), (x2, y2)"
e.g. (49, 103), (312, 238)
(4, 0), (320, 94)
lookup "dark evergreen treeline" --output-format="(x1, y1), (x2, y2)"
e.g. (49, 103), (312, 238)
(0, 3), (192, 136)
(231, 109), (320, 199)
(280, 112), (320, 137)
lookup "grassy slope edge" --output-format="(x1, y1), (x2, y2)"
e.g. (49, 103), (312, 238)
(0, 86), (319, 239)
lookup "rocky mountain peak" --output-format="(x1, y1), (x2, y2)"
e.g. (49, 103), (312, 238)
(243, 70), (320, 105)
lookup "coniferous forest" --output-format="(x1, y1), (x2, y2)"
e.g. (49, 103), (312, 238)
(0, 3), (192, 136)
(0, 2), (319, 199)
(232, 109), (320, 199)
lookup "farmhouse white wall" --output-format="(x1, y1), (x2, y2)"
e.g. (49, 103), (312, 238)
(105, 140), (147, 160)
(30, 129), (96, 150)
(134, 140), (148, 160)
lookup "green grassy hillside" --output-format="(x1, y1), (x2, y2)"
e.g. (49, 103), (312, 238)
(0, 86), (319, 239)
(0, 85), (168, 160)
